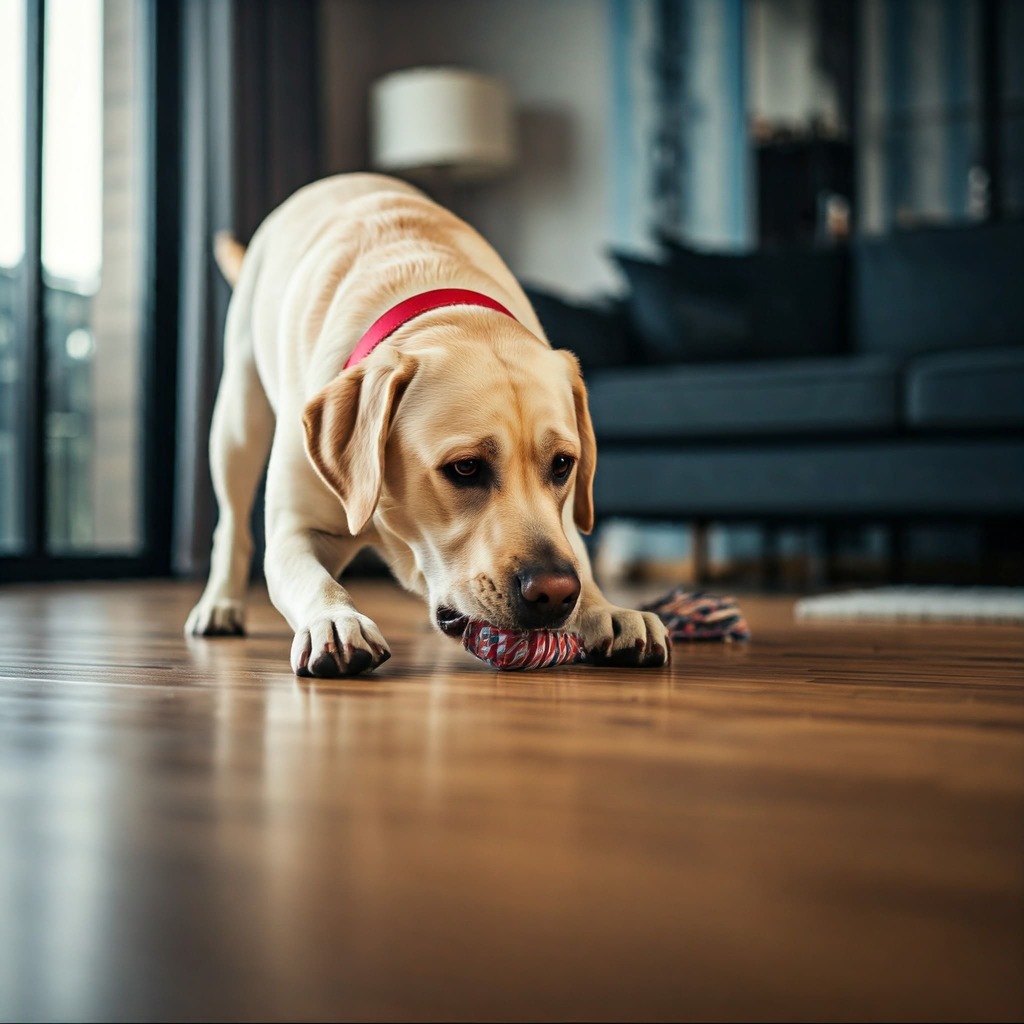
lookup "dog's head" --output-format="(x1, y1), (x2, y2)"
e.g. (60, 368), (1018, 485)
(302, 313), (595, 635)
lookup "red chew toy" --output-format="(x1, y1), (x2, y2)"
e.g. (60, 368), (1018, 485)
(455, 587), (750, 671)
(461, 620), (586, 671)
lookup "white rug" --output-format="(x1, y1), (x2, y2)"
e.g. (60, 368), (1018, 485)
(794, 586), (1024, 623)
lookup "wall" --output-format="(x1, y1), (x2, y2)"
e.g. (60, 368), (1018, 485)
(320, 0), (619, 297)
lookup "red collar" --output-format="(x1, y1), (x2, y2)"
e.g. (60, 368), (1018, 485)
(345, 287), (518, 369)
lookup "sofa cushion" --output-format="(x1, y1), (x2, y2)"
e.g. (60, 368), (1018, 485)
(586, 355), (900, 440)
(611, 252), (750, 362)
(663, 239), (850, 358)
(592, 440), (1024, 518)
(906, 346), (1024, 429)
(855, 220), (1024, 357)
(522, 283), (634, 372)
(611, 243), (848, 364)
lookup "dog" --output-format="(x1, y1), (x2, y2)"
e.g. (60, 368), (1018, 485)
(186, 173), (670, 676)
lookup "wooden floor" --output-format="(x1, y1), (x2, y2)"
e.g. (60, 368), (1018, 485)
(0, 580), (1022, 1022)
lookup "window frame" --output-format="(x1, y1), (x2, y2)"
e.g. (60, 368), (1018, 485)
(0, 0), (180, 583)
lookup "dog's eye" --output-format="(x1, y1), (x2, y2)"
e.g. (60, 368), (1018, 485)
(551, 455), (575, 481)
(443, 458), (489, 487)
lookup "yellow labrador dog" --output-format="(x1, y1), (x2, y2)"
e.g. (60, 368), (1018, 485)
(186, 173), (669, 676)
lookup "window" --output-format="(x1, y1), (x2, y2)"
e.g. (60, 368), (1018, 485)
(0, 0), (27, 551)
(858, 0), (1022, 234)
(0, 0), (178, 580)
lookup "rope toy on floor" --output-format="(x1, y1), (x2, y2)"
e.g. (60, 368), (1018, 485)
(640, 587), (752, 643)
(459, 587), (751, 670)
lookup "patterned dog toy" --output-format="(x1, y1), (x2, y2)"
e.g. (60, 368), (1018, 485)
(462, 620), (587, 670)
(459, 586), (750, 670)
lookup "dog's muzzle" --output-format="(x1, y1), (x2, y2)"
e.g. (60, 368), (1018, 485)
(436, 605), (470, 638)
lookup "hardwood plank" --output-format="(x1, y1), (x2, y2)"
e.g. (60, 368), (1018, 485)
(0, 580), (1022, 1021)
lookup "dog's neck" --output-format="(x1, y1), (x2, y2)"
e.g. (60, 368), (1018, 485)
(346, 288), (518, 370)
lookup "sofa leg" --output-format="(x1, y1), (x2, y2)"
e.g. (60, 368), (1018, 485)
(822, 524), (839, 587)
(762, 526), (781, 590)
(691, 520), (710, 587)
(888, 522), (907, 584)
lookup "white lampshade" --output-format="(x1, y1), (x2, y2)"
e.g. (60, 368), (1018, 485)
(370, 67), (516, 182)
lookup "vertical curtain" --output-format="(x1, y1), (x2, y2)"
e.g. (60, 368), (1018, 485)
(174, 0), (321, 578)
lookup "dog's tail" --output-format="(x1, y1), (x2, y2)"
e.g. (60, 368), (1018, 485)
(213, 230), (246, 287)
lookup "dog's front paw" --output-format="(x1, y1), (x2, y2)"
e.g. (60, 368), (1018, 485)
(578, 602), (670, 668)
(290, 608), (391, 677)
(186, 597), (246, 637)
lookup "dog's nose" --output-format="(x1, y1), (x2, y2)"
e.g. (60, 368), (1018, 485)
(515, 566), (581, 629)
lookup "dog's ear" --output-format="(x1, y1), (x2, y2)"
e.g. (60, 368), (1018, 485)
(303, 353), (418, 536)
(556, 350), (597, 534)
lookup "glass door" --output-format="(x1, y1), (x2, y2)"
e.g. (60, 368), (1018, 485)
(0, 0), (179, 581)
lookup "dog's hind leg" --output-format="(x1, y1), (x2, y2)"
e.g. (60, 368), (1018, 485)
(185, 276), (274, 637)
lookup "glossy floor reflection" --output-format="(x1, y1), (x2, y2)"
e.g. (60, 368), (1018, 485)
(1, 580), (1022, 1021)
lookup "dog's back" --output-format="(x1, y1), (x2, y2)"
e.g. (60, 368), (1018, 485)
(233, 174), (543, 412)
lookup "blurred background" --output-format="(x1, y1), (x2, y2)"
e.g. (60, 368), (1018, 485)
(1, 0), (1021, 589)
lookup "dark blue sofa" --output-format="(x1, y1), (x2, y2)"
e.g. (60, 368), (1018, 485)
(528, 221), (1024, 535)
